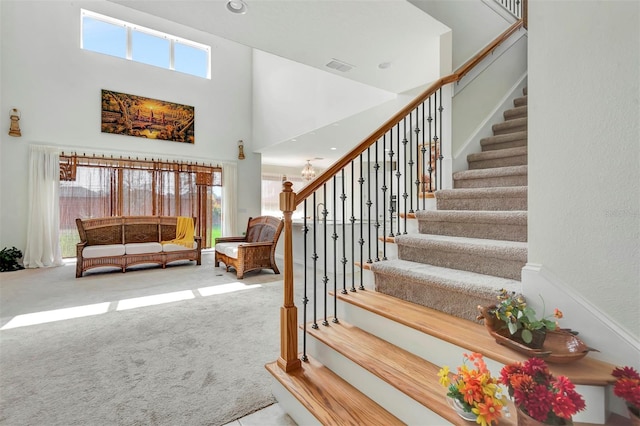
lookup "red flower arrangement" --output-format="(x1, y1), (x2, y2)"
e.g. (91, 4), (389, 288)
(500, 357), (586, 425)
(611, 366), (640, 416)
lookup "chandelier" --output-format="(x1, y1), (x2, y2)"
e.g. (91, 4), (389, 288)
(301, 160), (316, 181)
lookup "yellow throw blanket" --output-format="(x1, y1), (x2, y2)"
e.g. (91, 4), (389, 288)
(162, 217), (195, 248)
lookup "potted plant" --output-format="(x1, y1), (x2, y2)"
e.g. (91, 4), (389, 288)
(499, 357), (586, 425)
(611, 366), (640, 425)
(485, 289), (563, 348)
(438, 352), (506, 425)
(0, 246), (25, 272)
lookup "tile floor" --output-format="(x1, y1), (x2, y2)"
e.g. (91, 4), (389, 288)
(223, 403), (297, 426)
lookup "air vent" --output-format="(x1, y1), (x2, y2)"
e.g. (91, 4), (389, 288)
(326, 59), (354, 72)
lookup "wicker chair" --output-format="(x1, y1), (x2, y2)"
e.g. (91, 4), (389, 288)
(214, 216), (284, 279)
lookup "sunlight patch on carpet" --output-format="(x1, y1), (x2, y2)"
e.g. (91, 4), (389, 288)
(1, 302), (110, 330)
(198, 282), (262, 296)
(117, 290), (195, 311)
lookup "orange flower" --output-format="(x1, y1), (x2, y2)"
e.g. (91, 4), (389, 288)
(473, 395), (504, 426)
(554, 308), (563, 319)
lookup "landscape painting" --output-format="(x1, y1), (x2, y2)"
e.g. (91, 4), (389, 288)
(101, 90), (195, 144)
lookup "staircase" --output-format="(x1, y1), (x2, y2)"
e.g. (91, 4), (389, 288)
(266, 88), (620, 425)
(371, 88), (529, 322)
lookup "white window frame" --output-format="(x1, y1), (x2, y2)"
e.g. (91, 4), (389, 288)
(81, 9), (211, 79)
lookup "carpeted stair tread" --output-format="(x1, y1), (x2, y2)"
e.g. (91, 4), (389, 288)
(394, 234), (527, 280)
(435, 186), (527, 211)
(304, 320), (470, 425)
(265, 356), (404, 426)
(371, 259), (521, 321)
(416, 210), (527, 241)
(453, 165), (527, 188)
(492, 116), (527, 135)
(504, 105), (528, 120)
(480, 131), (527, 151)
(513, 95), (527, 107)
(468, 146), (527, 170)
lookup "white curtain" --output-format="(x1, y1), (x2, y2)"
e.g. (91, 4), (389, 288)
(24, 145), (64, 268)
(222, 161), (237, 236)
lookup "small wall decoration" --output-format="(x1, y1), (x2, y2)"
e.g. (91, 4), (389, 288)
(101, 90), (195, 144)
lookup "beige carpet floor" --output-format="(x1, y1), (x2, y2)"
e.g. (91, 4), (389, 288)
(0, 252), (292, 426)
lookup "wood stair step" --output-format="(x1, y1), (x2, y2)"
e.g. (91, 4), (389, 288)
(334, 289), (617, 387)
(305, 319), (499, 425)
(265, 356), (404, 426)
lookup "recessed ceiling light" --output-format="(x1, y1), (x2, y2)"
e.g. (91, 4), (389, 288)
(291, 139), (297, 142)
(330, 147), (337, 150)
(226, 0), (248, 14)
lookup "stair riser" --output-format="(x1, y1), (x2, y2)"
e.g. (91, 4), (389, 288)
(454, 174), (527, 188)
(374, 273), (497, 322)
(481, 139), (527, 151)
(468, 154), (527, 170)
(397, 245), (524, 280)
(306, 335), (446, 425)
(418, 221), (527, 242)
(436, 196), (527, 211)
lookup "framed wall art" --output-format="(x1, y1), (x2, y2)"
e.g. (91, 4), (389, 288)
(101, 90), (195, 144)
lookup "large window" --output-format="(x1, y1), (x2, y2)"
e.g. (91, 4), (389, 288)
(81, 9), (210, 79)
(261, 173), (306, 219)
(59, 154), (222, 258)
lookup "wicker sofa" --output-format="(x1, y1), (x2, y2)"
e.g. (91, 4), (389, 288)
(75, 216), (201, 278)
(214, 216), (283, 279)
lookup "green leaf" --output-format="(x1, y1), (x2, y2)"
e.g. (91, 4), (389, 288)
(521, 329), (533, 343)
(508, 322), (518, 335)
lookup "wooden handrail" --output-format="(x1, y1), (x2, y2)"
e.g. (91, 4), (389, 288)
(295, 18), (524, 205)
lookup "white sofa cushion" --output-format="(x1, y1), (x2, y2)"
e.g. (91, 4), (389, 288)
(215, 242), (242, 259)
(125, 242), (162, 255)
(83, 244), (125, 258)
(162, 242), (196, 252)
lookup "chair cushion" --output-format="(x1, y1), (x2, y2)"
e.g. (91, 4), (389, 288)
(215, 242), (242, 259)
(125, 242), (162, 255)
(83, 244), (125, 258)
(162, 242), (196, 252)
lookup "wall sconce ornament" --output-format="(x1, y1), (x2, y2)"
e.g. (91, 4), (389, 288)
(301, 160), (316, 181)
(237, 139), (245, 160)
(8, 108), (21, 137)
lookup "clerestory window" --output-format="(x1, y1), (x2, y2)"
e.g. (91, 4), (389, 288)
(81, 9), (210, 79)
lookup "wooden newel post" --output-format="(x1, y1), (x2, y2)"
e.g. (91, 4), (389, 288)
(277, 181), (301, 372)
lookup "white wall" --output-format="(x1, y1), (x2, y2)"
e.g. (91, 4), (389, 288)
(252, 49), (396, 150)
(0, 0), (260, 249)
(409, 0), (512, 70)
(528, 0), (640, 346)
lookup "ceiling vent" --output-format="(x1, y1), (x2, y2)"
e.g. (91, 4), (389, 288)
(326, 59), (354, 73)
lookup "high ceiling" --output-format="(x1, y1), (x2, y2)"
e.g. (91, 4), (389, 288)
(110, 0), (450, 167)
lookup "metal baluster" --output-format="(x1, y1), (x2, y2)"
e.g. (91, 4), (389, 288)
(438, 87), (444, 191)
(322, 183), (329, 327)
(312, 192), (319, 330)
(409, 112), (415, 214)
(381, 135), (387, 260)
(358, 154), (365, 290)
(302, 200), (308, 361)
(422, 100), (428, 207)
(416, 106), (422, 210)
(429, 93), (435, 193)
(374, 140), (380, 262)
(351, 160), (357, 293)
(366, 147), (372, 264)
(388, 129), (395, 239)
(332, 176), (339, 324)
(395, 123), (401, 234)
(401, 119), (408, 234)
(340, 168), (348, 296)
